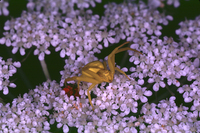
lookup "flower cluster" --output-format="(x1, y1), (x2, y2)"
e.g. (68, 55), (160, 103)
(0, 57), (20, 95)
(0, 0), (200, 132)
(0, 0), (105, 60)
(0, 80), (59, 133)
(141, 97), (200, 132)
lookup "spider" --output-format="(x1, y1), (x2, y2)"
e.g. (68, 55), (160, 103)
(65, 42), (142, 110)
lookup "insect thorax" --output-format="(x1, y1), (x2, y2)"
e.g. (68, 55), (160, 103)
(97, 69), (112, 82)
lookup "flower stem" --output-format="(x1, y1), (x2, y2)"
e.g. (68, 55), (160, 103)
(40, 60), (51, 81)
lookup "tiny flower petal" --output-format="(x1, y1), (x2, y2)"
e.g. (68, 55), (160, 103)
(9, 83), (16, 88)
(20, 47), (25, 56)
(3, 87), (8, 95)
(13, 62), (21, 68)
(140, 96), (148, 103)
(12, 47), (19, 54)
(153, 83), (159, 91)
(39, 52), (45, 60)
(0, 38), (5, 44)
(60, 49), (66, 58)
(63, 125), (69, 133)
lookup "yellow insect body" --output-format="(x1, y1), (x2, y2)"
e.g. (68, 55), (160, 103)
(65, 42), (142, 110)
(82, 61), (105, 78)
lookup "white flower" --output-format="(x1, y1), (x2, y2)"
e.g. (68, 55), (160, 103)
(177, 85), (194, 103)
(0, 79), (16, 95)
(153, 76), (165, 91)
(135, 85), (152, 103)
(146, 23), (162, 36)
(148, 0), (164, 9)
(12, 41), (26, 56)
(74, 0), (90, 9)
(55, 42), (69, 58)
(167, 0), (180, 8)
(114, 27), (126, 43)
(0, 0), (9, 16)
(33, 44), (51, 60)
(95, 30), (115, 47)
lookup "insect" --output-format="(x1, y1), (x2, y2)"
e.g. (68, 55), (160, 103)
(65, 42), (142, 110)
